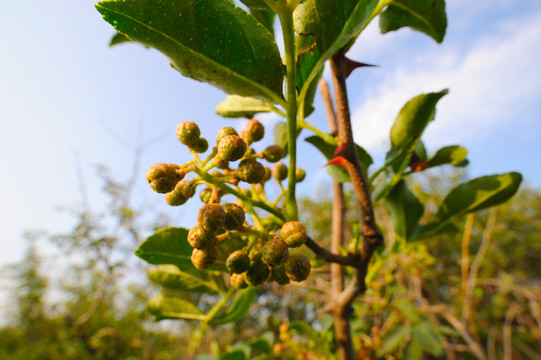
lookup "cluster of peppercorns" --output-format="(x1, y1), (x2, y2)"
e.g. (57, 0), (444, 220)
(228, 221), (311, 289)
(145, 119), (311, 287)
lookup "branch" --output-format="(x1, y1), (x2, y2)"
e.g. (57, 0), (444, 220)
(305, 237), (358, 266)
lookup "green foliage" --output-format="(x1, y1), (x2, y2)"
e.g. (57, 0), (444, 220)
(215, 96), (273, 119)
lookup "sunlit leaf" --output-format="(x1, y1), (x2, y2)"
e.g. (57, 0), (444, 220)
(96, 0), (284, 102)
(146, 265), (221, 294)
(210, 288), (256, 325)
(135, 227), (195, 270)
(380, 0), (447, 43)
(147, 294), (204, 321)
(376, 325), (411, 357)
(414, 172), (523, 239)
(215, 95), (272, 118)
(427, 145), (468, 167)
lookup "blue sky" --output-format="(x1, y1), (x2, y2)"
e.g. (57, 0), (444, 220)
(1, 0), (540, 277)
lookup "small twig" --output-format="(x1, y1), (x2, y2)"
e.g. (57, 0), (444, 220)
(305, 237), (358, 266)
(461, 213), (475, 320)
(503, 304), (521, 360)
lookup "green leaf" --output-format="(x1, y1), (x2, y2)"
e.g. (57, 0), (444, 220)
(415, 172), (523, 239)
(411, 321), (443, 356)
(209, 288), (256, 325)
(219, 351), (246, 360)
(427, 145), (468, 167)
(215, 95), (273, 118)
(274, 122), (289, 150)
(146, 265), (221, 294)
(109, 31), (131, 47)
(380, 0), (447, 43)
(384, 180), (424, 241)
(305, 135), (373, 183)
(294, 0), (379, 93)
(135, 227), (196, 270)
(96, 0), (284, 103)
(414, 140), (427, 160)
(404, 338), (423, 360)
(250, 9), (276, 36)
(249, 331), (274, 354)
(288, 320), (321, 343)
(147, 294), (204, 321)
(376, 325), (411, 357)
(390, 90), (448, 150)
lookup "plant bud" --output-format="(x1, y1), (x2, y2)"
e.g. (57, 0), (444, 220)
(279, 221), (307, 248)
(188, 225), (217, 250)
(230, 273), (249, 289)
(271, 265), (290, 285)
(145, 163), (184, 194)
(295, 168), (306, 182)
(223, 203), (245, 230)
(165, 180), (196, 206)
(176, 121), (200, 146)
(284, 253), (311, 282)
(217, 135), (247, 162)
(244, 257), (270, 286)
(197, 203), (226, 232)
(262, 236), (289, 266)
(263, 145), (284, 163)
(243, 119), (265, 144)
(216, 127), (238, 145)
(272, 162), (288, 182)
(237, 159), (265, 184)
(199, 188), (212, 203)
(191, 137), (209, 153)
(191, 247), (218, 270)
(226, 250), (251, 274)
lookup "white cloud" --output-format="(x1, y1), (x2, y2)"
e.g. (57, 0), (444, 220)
(350, 10), (541, 155)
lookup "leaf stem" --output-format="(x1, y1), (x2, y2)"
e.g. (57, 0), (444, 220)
(204, 288), (236, 323)
(298, 120), (338, 145)
(277, 8), (299, 221)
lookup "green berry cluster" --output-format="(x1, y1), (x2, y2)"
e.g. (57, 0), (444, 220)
(145, 119), (311, 287)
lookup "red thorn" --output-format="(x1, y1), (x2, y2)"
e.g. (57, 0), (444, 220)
(345, 57), (378, 78)
(409, 152), (431, 172)
(327, 143), (349, 168)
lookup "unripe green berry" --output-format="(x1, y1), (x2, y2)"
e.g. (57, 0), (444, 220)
(191, 247), (218, 270)
(165, 180), (196, 206)
(199, 188), (212, 203)
(272, 162), (288, 182)
(237, 159), (265, 184)
(191, 137), (209, 153)
(284, 253), (311, 282)
(244, 257), (270, 286)
(226, 250), (250, 274)
(243, 119), (265, 144)
(230, 273), (249, 289)
(197, 203), (226, 232)
(188, 225), (217, 250)
(295, 168), (306, 182)
(222, 203), (245, 230)
(176, 121), (200, 146)
(217, 135), (247, 162)
(271, 265), (290, 285)
(263, 145), (284, 163)
(145, 163), (184, 194)
(262, 236), (289, 266)
(216, 127), (238, 145)
(279, 221), (307, 248)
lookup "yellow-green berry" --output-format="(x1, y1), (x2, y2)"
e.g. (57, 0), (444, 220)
(217, 135), (247, 162)
(262, 236), (289, 266)
(279, 221), (307, 248)
(237, 159), (265, 184)
(216, 127), (238, 145)
(244, 257), (270, 286)
(263, 145), (284, 163)
(230, 273), (249, 289)
(272, 162), (288, 182)
(188, 225), (217, 250)
(176, 121), (200, 146)
(295, 168), (306, 182)
(199, 188), (212, 203)
(145, 163), (184, 194)
(284, 253), (311, 282)
(197, 203), (226, 232)
(191, 137), (209, 153)
(243, 119), (265, 144)
(223, 203), (245, 230)
(191, 247), (218, 270)
(165, 180), (196, 206)
(271, 265), (290, 285)
(226, 250), (251, 274)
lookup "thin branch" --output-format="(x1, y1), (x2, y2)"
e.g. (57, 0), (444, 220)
(461, 213), (475, 320)
(305, 237), (358, 266)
